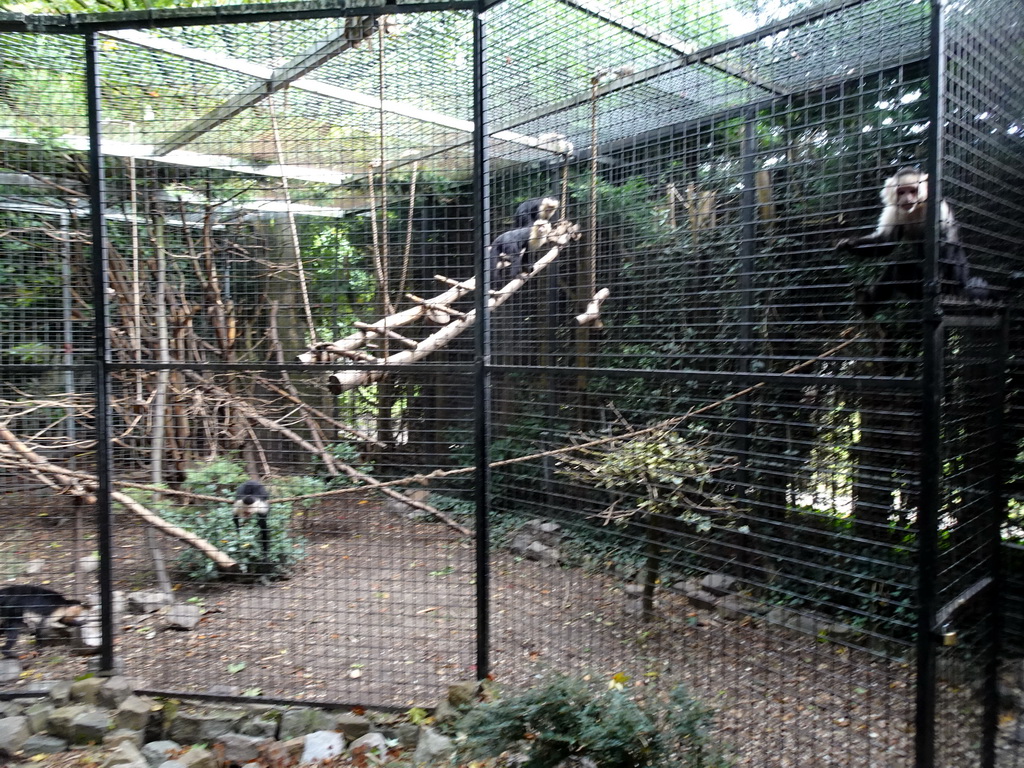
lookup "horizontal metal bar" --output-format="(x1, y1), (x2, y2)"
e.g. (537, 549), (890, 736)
(0, 364), (96, 374)
(4, 360), (922, 391)
(107, 361), (479, 374)
(485, 363), (920, 391)
(0, 0), (473, 34)
(136, 689), (410, 713)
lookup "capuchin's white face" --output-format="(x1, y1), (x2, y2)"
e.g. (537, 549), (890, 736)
(233, 496), (270, 521)
(896, 182), (924, 213)
(887, 172), (929, 222)
(538, 198), (559, 219)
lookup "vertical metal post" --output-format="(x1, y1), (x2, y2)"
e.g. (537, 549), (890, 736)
(61, 213), (76, 462)
(84, 31), (116, 674)
(980, 311), (1010, 768)
(736, 109), (758, 486)
(471, 2), (492, 681)
(915, 0), (946, 763)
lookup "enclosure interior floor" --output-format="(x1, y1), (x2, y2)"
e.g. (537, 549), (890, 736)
(0, 491), (1005, 766)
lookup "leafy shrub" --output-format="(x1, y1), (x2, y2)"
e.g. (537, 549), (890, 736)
(155, 460), (313, 581)
(426, 493), (474, 520)
(326, 440), (372, 477)
(456, 675), (731, 768)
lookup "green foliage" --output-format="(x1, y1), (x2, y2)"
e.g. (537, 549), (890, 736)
(406, 706), (430, 725)
(0, 209), (69, 370)
(307, 223), (371, 342)
(180, 458), (248, 496)
(728, 505), (919, 644)
(7, 342), (53, 364)
(322, 441), (373, 483)
(327, 440), (363, 466)
(456, 675), (731, 768)
(444, 420), (548, 502)
(667, 685), (724, 768)
(572, 175), (677, 252)
(425, 493), (474, 520)
(559, 428), (737, 533)
(273, 474), (326, 519)
(139, 460), (311, 581)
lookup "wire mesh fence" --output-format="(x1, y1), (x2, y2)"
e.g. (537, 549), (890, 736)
(1, 0), (1023, 765)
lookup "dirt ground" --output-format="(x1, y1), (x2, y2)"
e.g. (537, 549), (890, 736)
(0, 489), (1011, 766)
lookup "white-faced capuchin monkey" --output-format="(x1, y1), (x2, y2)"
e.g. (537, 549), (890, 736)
(835, 168), (991, 317)
(489, 218), (553, 285)
(514, 196), (560, 230)
(0, 585), (85, 658)
(233, 480), (271, 567)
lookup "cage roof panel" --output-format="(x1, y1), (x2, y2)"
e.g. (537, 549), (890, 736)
(485, 0), (930, 143)
(719, 0), (929, 94)
(0, 0), (932, 188)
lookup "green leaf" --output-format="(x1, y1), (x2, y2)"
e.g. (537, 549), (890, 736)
(407, 707), (429, 725)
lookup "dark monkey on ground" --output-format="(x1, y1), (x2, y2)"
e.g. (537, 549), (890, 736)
(0, 584), (85, 658)
(234, 479), (271, 568)
(835, 168), (990, 317)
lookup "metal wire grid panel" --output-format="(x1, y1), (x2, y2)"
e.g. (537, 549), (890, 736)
(479, 0), (1019, 766)
(1, 10), (482, 707)
(937, 1), (1024, 764)
(97, 12), (480, 705)
(0, 29), (102, 668)
(0, 0), (1022, 765)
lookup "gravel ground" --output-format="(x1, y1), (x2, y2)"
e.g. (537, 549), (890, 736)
(0, 490), (1018, 766)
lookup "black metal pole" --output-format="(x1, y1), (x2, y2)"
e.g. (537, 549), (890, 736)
(981, 311), (1011, 768)
(0, 1), (477, 35)
(84, 31), (116, 675)
(736, 108), (757, 487)
(915, 1), (946, 763)
(471, 0), (492, 682)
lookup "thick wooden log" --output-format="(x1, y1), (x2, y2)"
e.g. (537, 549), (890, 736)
(0, 425), (238, 572)
(322, 221), (580, 394)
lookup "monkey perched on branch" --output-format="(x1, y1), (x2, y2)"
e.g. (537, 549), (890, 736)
(836, 168), (991, 317)
(514, 196), (560, 229)
(487, 195), (565, 289)
(489, 219), (553, 285)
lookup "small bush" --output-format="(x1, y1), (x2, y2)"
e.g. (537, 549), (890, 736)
(155, 460), (312, 581)
(455, 675), (731, 768)
(426, 493), (475, 520)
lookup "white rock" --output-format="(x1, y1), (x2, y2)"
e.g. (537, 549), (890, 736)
(163, 604), (202, 631)
(300, 730), (346, 764)
(349, 731), (388, 758)
(0, 659), (22, 683)
(127, 591), (172, 614)
(413, 727), (454, 765)
(100, 740), (147, 768)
